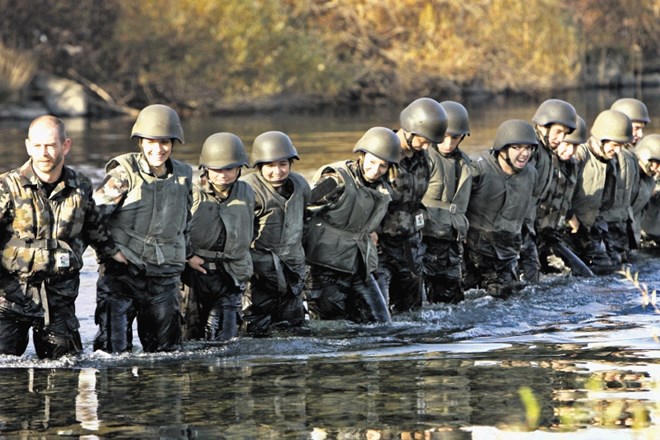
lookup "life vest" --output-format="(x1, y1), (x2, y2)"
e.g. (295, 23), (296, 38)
(190, 180), (255, 285)
(242, 171), (310, 281)
(305, 161), (391, 277)
(422, 147), (472, 240)
(106, 153), (192, 276)
(467, 152), (537, 235)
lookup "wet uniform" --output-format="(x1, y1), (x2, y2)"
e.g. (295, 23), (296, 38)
(305, 159), (391, 323)
(422, 146), (472, 304)
(242, 171), (310, 334)
(93, 152), (193, 353)
(535, 153), (579, 272)
(0, 162), (118, 358)
(181, 177), (255, 341)
(568, 140), (619, 273)
(377, 145), (430, 312)
(464, 152), (538, 297)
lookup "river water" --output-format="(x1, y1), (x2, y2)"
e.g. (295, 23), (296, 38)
(0, 89), (659, 439)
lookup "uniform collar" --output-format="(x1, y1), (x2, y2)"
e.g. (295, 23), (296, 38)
(19, 160), (74, 189)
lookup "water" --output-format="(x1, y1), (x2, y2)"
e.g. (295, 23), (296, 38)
(0, 88), (659, 438)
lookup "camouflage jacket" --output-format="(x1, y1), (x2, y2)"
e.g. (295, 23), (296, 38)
(0, 160), (118, 278)
(380, 149), (430, 238)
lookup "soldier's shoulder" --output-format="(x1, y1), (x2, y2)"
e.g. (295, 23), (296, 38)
(290, 171), (311, 190)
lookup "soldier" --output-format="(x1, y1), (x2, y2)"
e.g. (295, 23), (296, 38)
(305, 127), (398, 323)
(567, 109), (633, 274)
(519, 99), (577, 282)
(608, 98), (653, 259)
(464, 120), (539, 297)
(611, 98), (650, 146)
(93, 104), (193, 353)
(181, 133), (255, 341)
(422, 101), (473, 304)
(378, 97), (447, 312)
(631, 135), (660, 247)
(0, 115), (126, 358)
(242, 131), (311, 336)
(535, 116), (590, 275)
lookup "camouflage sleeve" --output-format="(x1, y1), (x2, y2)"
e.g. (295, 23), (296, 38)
(0, 178), (13, 240)
(80, 177), (119, 261)
(93, 165), (131, 220)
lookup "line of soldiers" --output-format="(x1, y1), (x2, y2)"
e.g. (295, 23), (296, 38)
(0, 97), (657, 358)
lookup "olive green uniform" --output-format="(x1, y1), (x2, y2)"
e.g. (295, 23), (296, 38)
(94, 152), (193, 353)
(422, 146), (472, 304)
(305, 160), (391, 323)
(242, 171), (310, 334)
(182, 178), (255, 341)
(464, 152), (538, 297)
(567, 141), (618, 272)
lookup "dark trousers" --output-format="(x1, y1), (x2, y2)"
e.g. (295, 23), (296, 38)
(181, 265), (242, 342)
(423, 237), (464, 304)
(94, 261), (181, 353)
(0, 271), (81, 359)
(463, 248), (519, 298)
(377, 233), (425, 312)
(306, 265), (390, 323)
(243, 270), (306, 335)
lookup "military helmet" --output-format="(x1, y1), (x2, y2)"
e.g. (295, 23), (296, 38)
(251, 131), (299, 167)
(399, 97), (448, 143)
(532, 99), (577, 132)
(131, 104), (185, 143)
(635, 134), (660, 171)
(199, 132), (248, 170)
(353, 126), (401, 164)
(591, 110), (633, 144)
(611, 98), (651, 124)
(563, 116), (588, 145)
(492, 119), (538, 152)
(440, 100), (470, 136)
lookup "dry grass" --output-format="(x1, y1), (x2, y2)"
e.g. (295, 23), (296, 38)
(0, 42), (35, 103)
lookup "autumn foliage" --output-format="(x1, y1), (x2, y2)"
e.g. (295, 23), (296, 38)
(0, 0), (657, 112)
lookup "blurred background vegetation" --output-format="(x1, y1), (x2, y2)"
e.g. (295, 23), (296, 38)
(0, 0), (658, 114)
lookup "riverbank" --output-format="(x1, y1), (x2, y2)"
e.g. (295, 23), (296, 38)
(1, 71), (659, 120)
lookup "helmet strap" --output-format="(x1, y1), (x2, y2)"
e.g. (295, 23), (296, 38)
(404, 131), (416, 150)
(502, 147), (520, 173)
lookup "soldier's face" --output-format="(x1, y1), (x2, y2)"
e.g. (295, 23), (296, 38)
(632, 122), (645, 145)
(506, 144), (533, 170)
(645, 160), (660, 177)
(207, 166), (240, 187)
(141, 138), (173, 169)
(438, 134), (463, 155)
(556, 141), (576, 161)
(543, 124), (571, 149)
(260, 160), (290, 187)
(361, 152), (389, 182)
(601, 140), (622, 159)
(25, 122), (70, 177)
(409, 134), (434, 152)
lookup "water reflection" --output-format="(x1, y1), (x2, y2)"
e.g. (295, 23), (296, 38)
(1, 88), (658, 176)
(0, 345), (658, 438)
